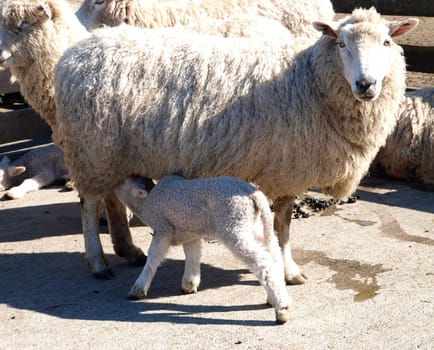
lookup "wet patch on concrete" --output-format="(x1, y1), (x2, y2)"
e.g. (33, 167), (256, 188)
(297, 250), (391, 302)
(378, 209), (434, 246)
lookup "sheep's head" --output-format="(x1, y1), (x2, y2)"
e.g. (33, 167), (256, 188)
(0, 0), (54, 69)
(313, 7), (418, 102)
(0, 156), (26, 191)
(76, 0), (127, 30)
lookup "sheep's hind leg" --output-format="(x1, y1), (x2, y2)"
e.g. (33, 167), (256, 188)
(182, 240), (202, 293)
(80, 196), (113, 279)
(104, 191), (146, 266)
(273, 196), (307, 285)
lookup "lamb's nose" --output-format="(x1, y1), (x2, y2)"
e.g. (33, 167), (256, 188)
(356, 79), (376, 94)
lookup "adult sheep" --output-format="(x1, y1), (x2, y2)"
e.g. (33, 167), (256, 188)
(374, 87), (434, 184)
(54, 8), (418, 283)
(76, 0), (334, 40)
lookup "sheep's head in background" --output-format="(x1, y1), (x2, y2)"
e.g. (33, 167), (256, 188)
(76, 0), (125, 30)
(313, 7), (418, 102)
(0, 1), (54, 69)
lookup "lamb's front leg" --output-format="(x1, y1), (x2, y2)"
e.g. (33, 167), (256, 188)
(104, 191), (146, 266)
(273, 196), (307, 285)
(182, 240), (202, 293)
(5, 176), (48, 199)
(128, 233), (172, 299)
(80, 196), (113, 279)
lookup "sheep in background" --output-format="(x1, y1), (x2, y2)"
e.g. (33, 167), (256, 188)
(0, 144), (69, 199)
(54, 8), (418, 282)
(374, 87), (434, 184)
(0, 0), (149, 273)
(115, 175), (291, 324)
(76, 0), (334, 40)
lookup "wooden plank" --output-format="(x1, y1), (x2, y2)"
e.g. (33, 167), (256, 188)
(0, 69), (20, 94)
(0, 108), (52, 144)
(403, 45), (434, 74)
(331, 0), (434, 17)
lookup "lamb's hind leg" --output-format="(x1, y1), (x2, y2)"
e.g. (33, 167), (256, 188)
(227, 238), (292, 324)
(182, 240), (202, 293)
(104, 191), (146, 266)
(80, 196), (113, 279)
(273, 196), (307, 285)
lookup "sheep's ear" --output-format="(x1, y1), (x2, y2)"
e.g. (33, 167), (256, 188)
(37, 3), (52, 21)
(389, 18), (419, 37)
(313, 21), (338, 38)
(8, 166), (26, 177)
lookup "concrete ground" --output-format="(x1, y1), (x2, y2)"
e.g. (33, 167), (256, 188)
(0, 175), (433, 349)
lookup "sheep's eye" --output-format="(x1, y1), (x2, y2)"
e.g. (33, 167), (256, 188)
(383, 39), (391, 47)
(95, 0), (105, 5)
(337, 41), (345, 48)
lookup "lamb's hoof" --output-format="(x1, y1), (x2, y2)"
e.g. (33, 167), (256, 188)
(94, 268), (115, 280)
(181, 282), (198, 294)
(5, 190), (24, 199)
(286, 273), (307, 285)
(275, 306), (291, 324)
(128, 288), (146, 300)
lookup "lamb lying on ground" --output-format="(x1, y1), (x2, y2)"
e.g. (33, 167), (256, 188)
(0, 144), (69, 199)
(374, 87), (434, 184)
(54, 8), (418, 282)
(115, 175), (291, 324)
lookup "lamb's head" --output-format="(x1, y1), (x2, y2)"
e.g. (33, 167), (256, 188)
(114, 176), (155, 218)
(0, 156), (26, 191)
(313, 7), (418, 102)
(76, 0), (125, 30)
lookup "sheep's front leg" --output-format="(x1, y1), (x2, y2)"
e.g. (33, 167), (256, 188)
(128, 232), (172, 299)
(273, 196), (307, 285)
(182, 240), (202, 293)
(104, 191), (146, 266)
(80, 196), (113, 279)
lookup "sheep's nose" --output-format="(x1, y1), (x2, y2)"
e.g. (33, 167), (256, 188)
(355, 79), (377, 94)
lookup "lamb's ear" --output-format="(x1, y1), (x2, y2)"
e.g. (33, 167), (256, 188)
(8, 166), (26, 177)
(313, 21), (338, 38)
(389, 18), (418, 37)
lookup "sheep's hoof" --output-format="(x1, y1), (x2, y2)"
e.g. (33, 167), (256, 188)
(94, 268), (115, 280)
(286, 273), (307, 285)
(114, 245), (147, 266)
(275, 306), (291, 324)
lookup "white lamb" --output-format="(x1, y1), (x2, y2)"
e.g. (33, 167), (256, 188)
(115, 175), (291, 324)
(76, 0), (334, 40)
(0, 144), (68, 199)
(54, 8), (418, 282)
(374, 87), (434, 184)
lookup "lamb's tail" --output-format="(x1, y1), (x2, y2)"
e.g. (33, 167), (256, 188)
(251, 190), (275, 243)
